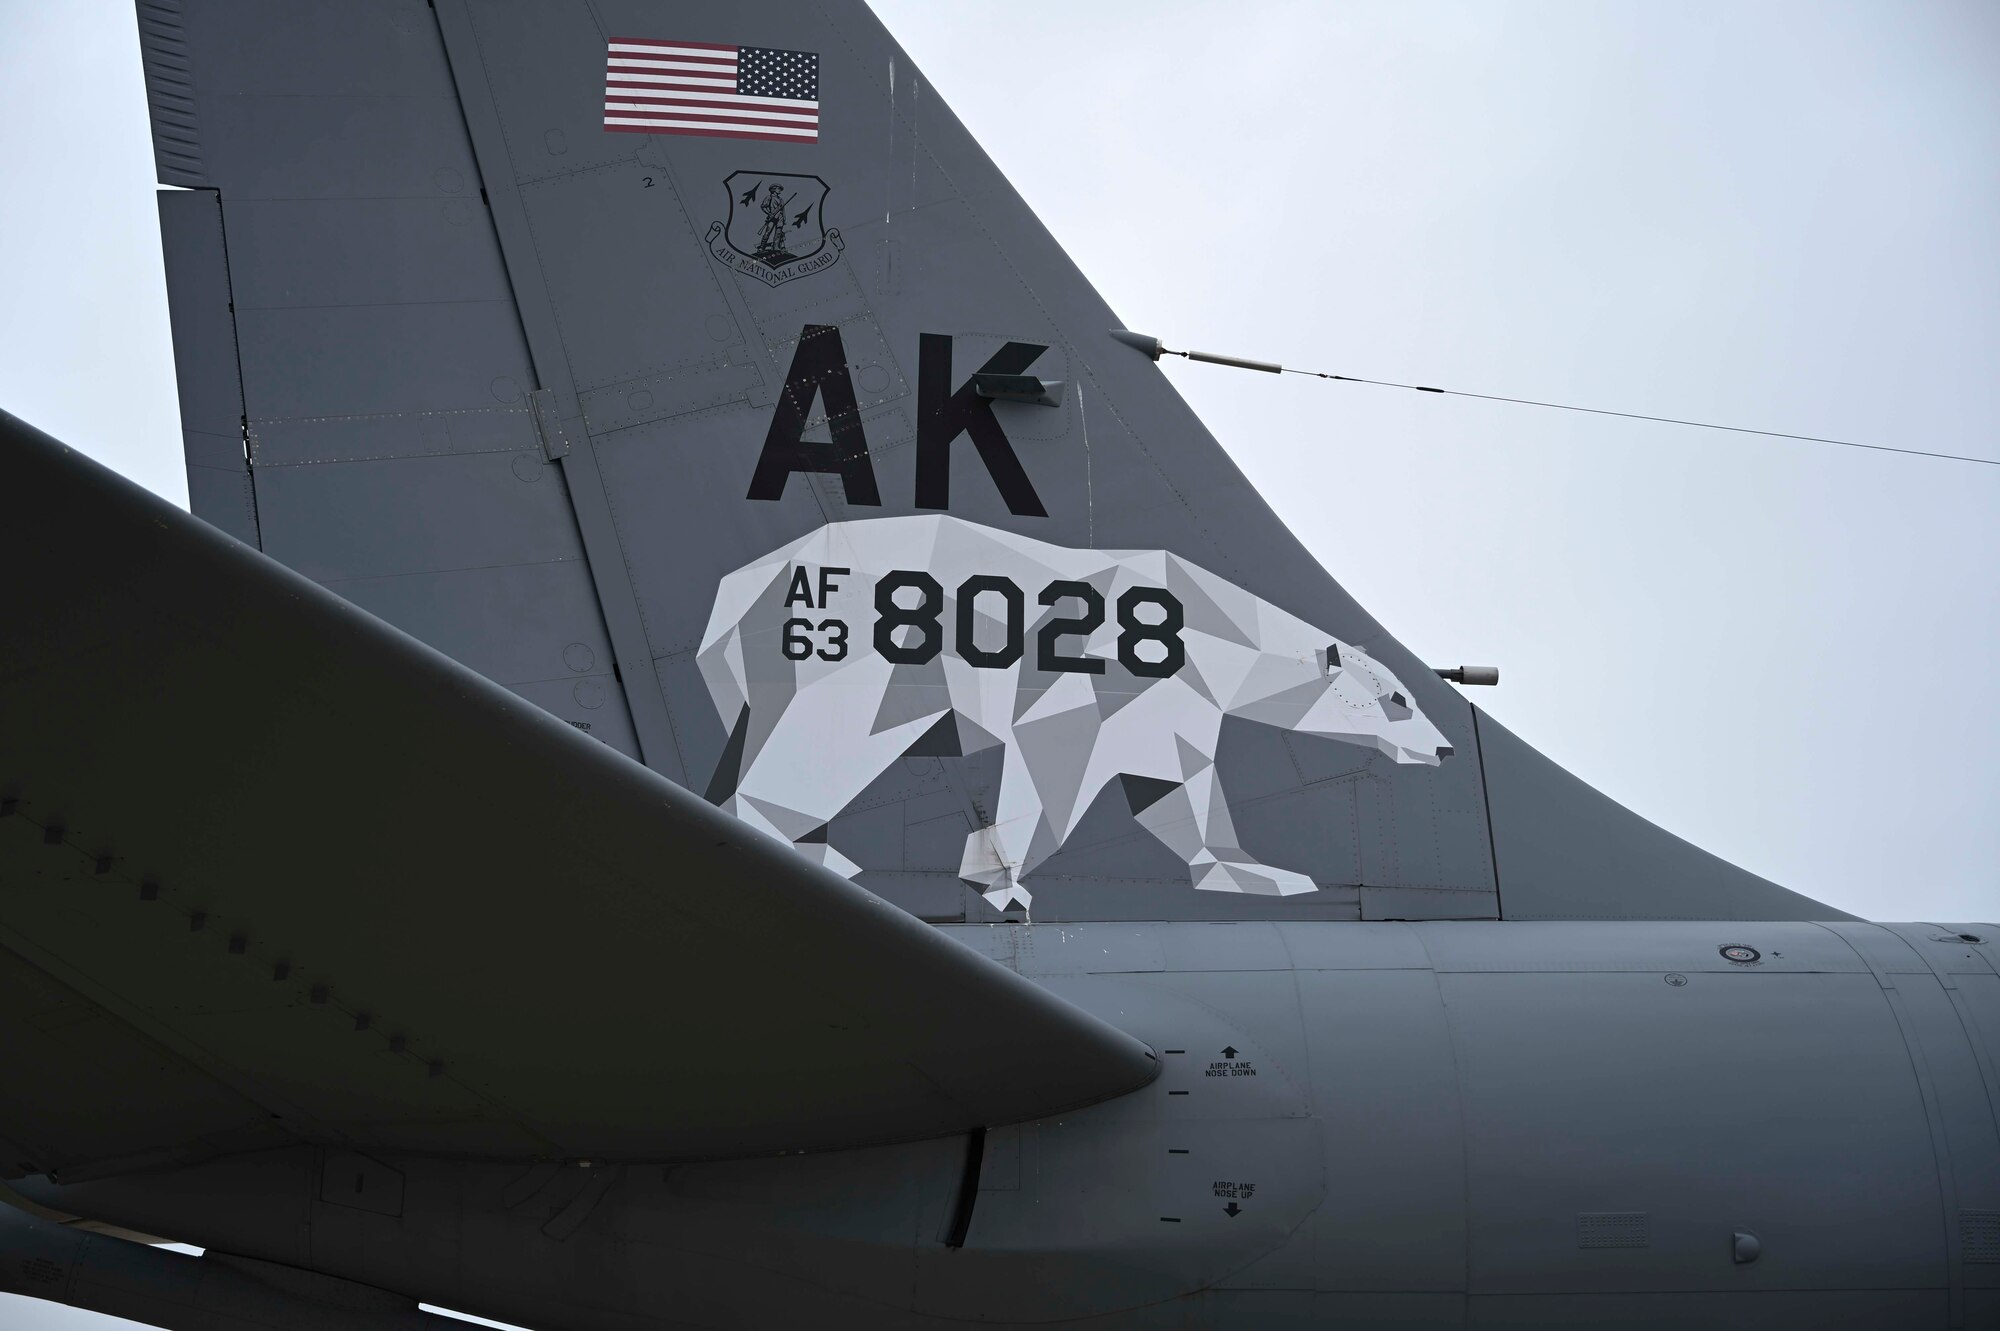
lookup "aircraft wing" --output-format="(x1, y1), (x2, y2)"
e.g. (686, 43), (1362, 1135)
(0, 409), (1156, 1181)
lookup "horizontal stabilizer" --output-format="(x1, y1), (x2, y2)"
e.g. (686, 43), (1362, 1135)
(0, 410), (1156, 1179)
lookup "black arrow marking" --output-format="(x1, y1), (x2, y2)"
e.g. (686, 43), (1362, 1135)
(1221, 1046), (1238, 1059)
(1224, 1202), (1242, 1217)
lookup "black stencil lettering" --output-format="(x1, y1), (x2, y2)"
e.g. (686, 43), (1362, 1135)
(783, 566), (815, 608)
(782, 618), (814, 660)
(874, 571), (944, 664)
(817, 619), (849, 661)
(956, 575), (1025, 668)
(914, 334), (1048, 516)
(747, 324), (882, 504)
(1036, 580), (1106, 674)
(1116, 587), (1185, 677)
(783, 617), (849, 661)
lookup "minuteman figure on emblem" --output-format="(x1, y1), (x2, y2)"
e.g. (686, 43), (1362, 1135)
(706, 170), (843, 287)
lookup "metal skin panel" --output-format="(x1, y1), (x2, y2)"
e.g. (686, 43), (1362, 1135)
(253, 451), (588, 585)
(223, 198), (517, 317)
(1447, 969), (1940, 1296)
(327, 560), (617, 698)
(1881, 922), (2000, 977)
(179, 464), (260, 553)
(1411, 919), (1871, 974)
(325, 558), (645, 759)
(15, 920), (1995, 1329)
(1881, 974), (2000, 1308)
(515, 165), (745, 405)
(156, 189), (256, 547)
(170, 0), (452, 102)
(235, 302), (537, 426)
(204, 94), (481, 203)
(1291, 968), (1468, 1295)
(430, 0), (693, 779)
(144, 0), (643, 766)
(0, 940), (277, 1183)
(1831, 922), (2000, 1316)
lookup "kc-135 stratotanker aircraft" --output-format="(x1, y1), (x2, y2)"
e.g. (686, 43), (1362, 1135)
(0, 2), (1993, 1329)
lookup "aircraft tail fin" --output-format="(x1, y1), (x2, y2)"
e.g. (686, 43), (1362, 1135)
(137, 0), (1847, 925)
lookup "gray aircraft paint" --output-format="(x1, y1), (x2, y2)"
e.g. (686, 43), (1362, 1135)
(0, 2), (1994, 1330)
(4, 915), (1997, 1327)
(137, 0), (1826, 926)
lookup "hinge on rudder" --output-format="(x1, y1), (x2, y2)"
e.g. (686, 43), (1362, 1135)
(528, 388), (572, 460)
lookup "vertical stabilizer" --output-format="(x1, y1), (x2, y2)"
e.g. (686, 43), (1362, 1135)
(138, 0), (1846, 924)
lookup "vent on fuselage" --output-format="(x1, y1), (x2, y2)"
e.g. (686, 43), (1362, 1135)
(1965, 1210), (2000, 1264)
(1576, 1212), (1649, 1249)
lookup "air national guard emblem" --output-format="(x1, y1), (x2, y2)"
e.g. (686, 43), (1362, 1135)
(706, 171), (843, 287)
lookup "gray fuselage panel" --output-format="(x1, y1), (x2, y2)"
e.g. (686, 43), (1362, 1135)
(22, 920), (1996, 1330)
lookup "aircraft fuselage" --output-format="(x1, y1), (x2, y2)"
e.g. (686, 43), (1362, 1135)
(16, 919), (1996, 1330)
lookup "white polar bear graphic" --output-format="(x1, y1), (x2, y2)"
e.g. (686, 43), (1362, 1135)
(698, 516), (1449, 911)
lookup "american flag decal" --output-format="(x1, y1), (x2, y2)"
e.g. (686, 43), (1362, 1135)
(603, 40), (820, 142)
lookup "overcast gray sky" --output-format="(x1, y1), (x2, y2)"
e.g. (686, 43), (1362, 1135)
(2, 1), (1995, 1325)
(869, 0), (1999, 930)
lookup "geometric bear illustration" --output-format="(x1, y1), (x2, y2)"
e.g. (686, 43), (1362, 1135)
(699, 516), (1450, 911)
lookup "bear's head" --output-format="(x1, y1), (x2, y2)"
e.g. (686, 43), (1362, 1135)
(1301, 640), (1452, 765)
(1218, 613), (1453, 767)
